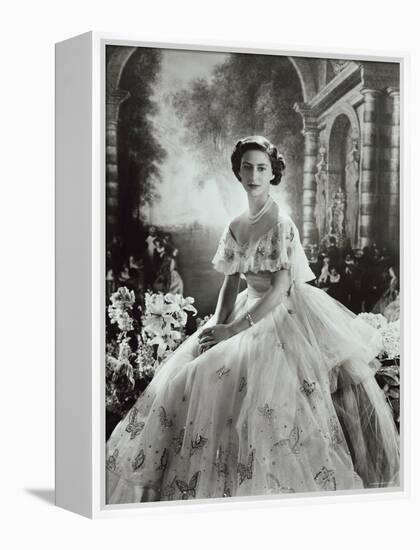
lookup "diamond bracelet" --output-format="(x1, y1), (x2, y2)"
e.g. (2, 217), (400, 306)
(245, 311), (255, 327)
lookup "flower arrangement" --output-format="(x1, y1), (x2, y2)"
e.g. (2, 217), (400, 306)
(141, 291), (197, 363)
(106, 287), (197, 422)
(357, 313), (400, 360)
(380, 320), (400, 361)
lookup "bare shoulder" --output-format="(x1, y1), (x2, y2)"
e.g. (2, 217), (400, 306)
(228, 212), (247, 236)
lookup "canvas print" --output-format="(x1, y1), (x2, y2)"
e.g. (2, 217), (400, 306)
(105, 44), (401, 505)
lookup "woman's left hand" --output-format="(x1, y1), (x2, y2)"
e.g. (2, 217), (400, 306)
(198, 324), (234, 353)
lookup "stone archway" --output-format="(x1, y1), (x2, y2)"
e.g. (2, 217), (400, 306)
(105, 48), (317, 243)
(288, 57), (318, 103)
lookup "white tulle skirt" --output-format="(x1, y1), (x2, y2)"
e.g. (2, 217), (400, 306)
(106, 282), (400, 504)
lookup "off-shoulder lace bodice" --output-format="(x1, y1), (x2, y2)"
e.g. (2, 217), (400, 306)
(211, 213), (315, 286)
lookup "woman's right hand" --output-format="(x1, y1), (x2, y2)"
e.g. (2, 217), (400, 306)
(198, 324), (234, 354)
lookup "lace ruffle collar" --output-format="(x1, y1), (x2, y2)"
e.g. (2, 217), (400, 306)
(211, 215), (294, 275)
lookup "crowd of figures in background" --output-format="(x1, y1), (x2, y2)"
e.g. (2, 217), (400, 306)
(306, 236), (399, 320)
(106, 226), (399, 322)
(106, 226), (184, 312)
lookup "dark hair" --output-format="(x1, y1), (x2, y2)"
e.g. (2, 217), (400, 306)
(230, 135), (286, 186)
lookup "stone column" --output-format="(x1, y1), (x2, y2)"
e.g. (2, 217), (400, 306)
(387, 88), (400, 250)
(359, 88), (380, 248)
(294, 103), (319, 246)
(106, 89), (129, 243)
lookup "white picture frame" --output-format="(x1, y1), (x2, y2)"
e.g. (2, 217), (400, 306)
(55, 31), (409, 519)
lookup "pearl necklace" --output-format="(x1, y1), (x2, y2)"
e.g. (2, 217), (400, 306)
(248, 196), (273, 225)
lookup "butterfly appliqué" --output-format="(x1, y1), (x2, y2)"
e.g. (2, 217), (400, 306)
(132, 448), (146, 471)
(238, 376), (247, 393)
(190, 433), (208, 455)
(125, 406), (145, 439)
(172, 427), (185, 455)
(216, 366), (231, 379)
(158, 406), (173, 429)
(175, 471), (201, 500)
(314, 466), (337, 491)
(157, 447), (169, 472)
(106, 449), (119, 472)
(274, 425), (300, 454)
(266, 472), (295, 494)
(300, 379), (316, 397)
(258, 403), (274, 420)
(237, 448), (255, 485)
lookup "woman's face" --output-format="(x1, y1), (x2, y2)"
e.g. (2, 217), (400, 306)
(238, 149), (274, 198)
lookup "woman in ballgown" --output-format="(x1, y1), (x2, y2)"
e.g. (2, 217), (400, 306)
(106, 136), (399, 504)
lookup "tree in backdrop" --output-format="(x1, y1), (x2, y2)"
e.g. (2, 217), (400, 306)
(117, 48), (167, 258)
(172, 53), (305, 221)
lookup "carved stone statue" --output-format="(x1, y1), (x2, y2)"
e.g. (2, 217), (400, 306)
(344, 141), (360, 247)
(331, 187), (346, 241)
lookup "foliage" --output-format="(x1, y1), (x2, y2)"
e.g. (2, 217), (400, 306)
(375, 361), (400, 428)
(357, 312), (401, 428)
(172, 55), (303, 163)
(171, 54), (305, 218)
(114, 47), (167, 252)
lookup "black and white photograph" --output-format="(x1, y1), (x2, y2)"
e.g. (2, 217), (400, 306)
(104, 45), (401, 505)
(6, 0), (420, 543)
